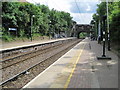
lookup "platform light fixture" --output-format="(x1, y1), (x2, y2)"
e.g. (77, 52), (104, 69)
(30, 15), (35, 41)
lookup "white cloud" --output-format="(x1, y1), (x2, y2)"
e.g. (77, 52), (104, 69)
(71, 13), (93, 24)
(47, 0), (71, 12)
(27, 0), (98, 24)
(86, 3), (91, 11)
(76, 0), (99, 2)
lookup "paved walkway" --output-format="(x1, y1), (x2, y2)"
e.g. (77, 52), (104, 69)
(68, 38), (118, 88)
(23, 38), (118, 88)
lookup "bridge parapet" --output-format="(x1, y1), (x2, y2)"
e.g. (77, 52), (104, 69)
(75, 24), (92, 32)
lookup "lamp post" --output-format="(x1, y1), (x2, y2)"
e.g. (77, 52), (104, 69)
(106, 0), (111, 51)
(30, 15), (35, 41)
(102, 16), (106, 57)
(90, 20), (95, 40)
(97, 15), (111, 60)
(49, 20), (51, 39)
(58, 25), (61, 38)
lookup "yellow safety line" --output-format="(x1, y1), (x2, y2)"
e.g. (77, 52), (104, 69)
(64, 43), (86, 89)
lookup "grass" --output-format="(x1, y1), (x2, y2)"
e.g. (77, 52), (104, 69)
(1, 33), (49, 43)
(2, 34), (14, 42)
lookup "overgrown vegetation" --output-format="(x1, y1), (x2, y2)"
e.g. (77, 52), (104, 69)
(1, 2), (74, 42)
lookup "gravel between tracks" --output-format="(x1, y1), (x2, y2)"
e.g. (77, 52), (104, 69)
(2, 39), (81, 88)
(2, 40), (74, 81)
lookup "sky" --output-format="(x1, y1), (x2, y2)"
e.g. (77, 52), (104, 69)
(26, 0), (100, 24)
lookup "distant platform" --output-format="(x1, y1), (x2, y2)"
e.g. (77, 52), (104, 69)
(0, 37), (76, 51)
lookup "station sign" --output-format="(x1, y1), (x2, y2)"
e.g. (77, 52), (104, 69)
(9, 28), (17, 31)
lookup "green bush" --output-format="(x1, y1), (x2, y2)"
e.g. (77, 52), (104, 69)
(32, 33), (42, 37)
(2, 34), (13, 42)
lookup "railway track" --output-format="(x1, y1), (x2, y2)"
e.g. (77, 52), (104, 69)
(0, 38), (82, 88)
(1, 41), (65, 69)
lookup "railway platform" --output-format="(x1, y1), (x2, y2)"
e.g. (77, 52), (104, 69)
(0, 38), (75, 51)
(23, 37), (118, 88)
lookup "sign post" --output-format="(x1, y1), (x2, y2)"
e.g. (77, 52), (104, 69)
(8, 27), (17, 37)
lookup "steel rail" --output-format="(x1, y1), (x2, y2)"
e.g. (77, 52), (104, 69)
(0, 40), (80, 86)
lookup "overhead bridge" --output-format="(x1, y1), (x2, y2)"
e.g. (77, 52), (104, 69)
(71, 24), (93, 38)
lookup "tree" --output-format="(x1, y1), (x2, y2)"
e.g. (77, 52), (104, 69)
(91, 1), (120, 44)
(2, 2), (74, 41)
